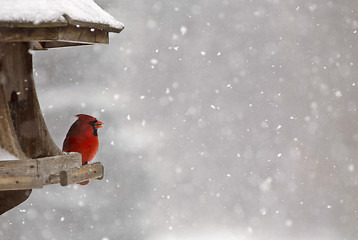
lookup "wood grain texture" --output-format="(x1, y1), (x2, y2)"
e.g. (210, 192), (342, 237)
(0, 18), (123, 33)
(1, 43), (63, 158)
(0, 175), (43, 191)
(0, 26), (109, 47)
(0, 153), (82, 191)
(37, 153), (82, 184)
(0, 42), (63, 215)
(0, 84), (26, 159)
(0, 159), (37, 177)
(60, 162), (104, 186)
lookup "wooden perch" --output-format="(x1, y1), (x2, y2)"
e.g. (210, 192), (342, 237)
(60, 162), (104, 186)
(0, 153), (104, 191)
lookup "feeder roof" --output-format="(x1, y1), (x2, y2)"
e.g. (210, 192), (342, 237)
(0, 0), (124, 49)
(0, 0), (123, 33)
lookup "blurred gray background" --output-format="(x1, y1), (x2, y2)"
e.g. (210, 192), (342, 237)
(2, 0), (358, 239)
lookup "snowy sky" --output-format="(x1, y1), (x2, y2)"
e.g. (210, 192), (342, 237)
(2, 0), (358, 240)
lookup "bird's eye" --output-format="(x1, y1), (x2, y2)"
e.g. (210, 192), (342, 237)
(89, 120), (97, 127)
(89, 119), (103, 129)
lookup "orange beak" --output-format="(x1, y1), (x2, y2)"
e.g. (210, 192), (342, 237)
(95, 120), (104, 129)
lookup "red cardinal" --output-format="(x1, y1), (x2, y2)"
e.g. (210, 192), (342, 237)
(62, 114), (103, 185)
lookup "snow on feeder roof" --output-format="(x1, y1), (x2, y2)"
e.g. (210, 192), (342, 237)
(0, 0), (124, 49)
(0, 0), (123, 31)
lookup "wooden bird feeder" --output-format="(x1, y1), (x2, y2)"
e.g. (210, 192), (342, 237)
(0, 0), (123, 215)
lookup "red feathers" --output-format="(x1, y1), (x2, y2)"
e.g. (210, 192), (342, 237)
(62, 114), (103, 165)
(62, 114), (103, 185)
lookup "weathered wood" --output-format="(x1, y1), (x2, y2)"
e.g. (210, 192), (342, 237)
(57, 26), (109, 44)
(41, 42), (91, 49)
(0, 27), (60, 42)
(60, 162), (104, 186)
(37, 153), (82, 184)
(0, 159), (37, 177)
(37, 153), (82, 174)
(0, 42), (33, 214)
(0, 42), (65, 214)
(0, 153), (82, 190)
(0, 26), (109, 46)
(0, 160), (104, 190)
(0, 18), (123, 34)
(1, 43), (62, 158)
(0, 175), (43, 191)
(48, 174), (60, 185)
(0, 84), (27, 159)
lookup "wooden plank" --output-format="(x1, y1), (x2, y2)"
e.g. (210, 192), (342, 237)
(42, 41), (91, 49)
(48, 174), (60, 185)
(57, 26), (108, 44)
(60, 162), (104, 186)
(78, 28), (96, 44)
(0, 153), (82, 190)
(0, 160), (104, 191)
(0, 175), (42, 191)
(0, 154), (81, 181)
(37, 153), (82, 184)
(58, 26), (82, 43)
(0, 27), (60, 42)
(0, 26), (109, 45)
(94, 31), (109, 44)
(37, 153), (82, 175)
(0, 159), (37, 177)
(0, 18), (123, 34)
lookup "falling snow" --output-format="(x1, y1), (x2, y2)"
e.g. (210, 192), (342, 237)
(3, 1), (358, 240)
